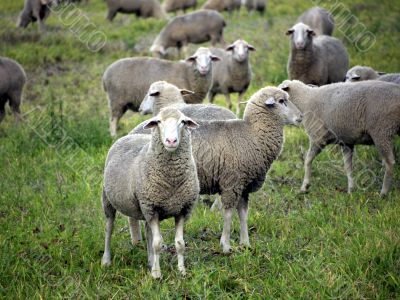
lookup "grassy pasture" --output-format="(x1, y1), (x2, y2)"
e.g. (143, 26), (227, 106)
(0, 0), (399, 298)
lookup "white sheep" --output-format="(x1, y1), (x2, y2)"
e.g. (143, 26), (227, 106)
(102, 108), (200, 278)
(286, 22), (349, 86)
(208, 39), (255, 116)
(280, 79), (400, 196)
(102, 47), (220, 137)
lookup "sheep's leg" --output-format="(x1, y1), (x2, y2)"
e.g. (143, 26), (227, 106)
(236, 91), (245, 117)
(237, 196), (250, 247)
(373, 138), (395, 196)
(174, 216), (186, 275)
(148, 216), (163, 278)
(128, 218), (141, 245)
(225, 93), (232, 111)
(301, 142), (323, 192)
(210, 196), (223, 212)
(341, 144), (354, 193)
(0, 99), (6, 124)
(107, 9), (118, 21)
(145, 221), (154, 269)
(109, 107), (123, 138)
(8, 90), (23, 124)
(220, 207), (233, 253)
(101, 190), (116, 267)
(207, 91), (216, 104)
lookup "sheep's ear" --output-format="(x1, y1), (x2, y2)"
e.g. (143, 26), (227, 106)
(180, 89), (195, 96)
(182, 118), (199, 129)
(351, 75), (361, 80)
(307, 29), (316, 36)
(307, 84), (318, 88)
(210, 55), (221, 61)
(286, 29), (294, 35)
(143, 118), (160, 129)
(225, 44), (235, 51)
(185, 56), (197, 63)
(149, 90), (160, 97)
(378, 71), (386, 75)
(247, 44), (256, 51)
(280, 83), (289, 91)
(265, 97), (276, 106)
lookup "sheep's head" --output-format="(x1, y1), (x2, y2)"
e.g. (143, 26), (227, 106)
(286, 22), (315, 50)
(345, 65), (381, 82)
(143, 108), (199, 152)
(245, 87), (303, 126)
(139, 81), (194, 115)
(226, 39), (255, 63)
(185, 47), (220, 76)
(17, 12), (30, 28)
(150, 44), (166, 58)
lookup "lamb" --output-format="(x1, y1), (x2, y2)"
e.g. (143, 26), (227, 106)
(0, 57), (27, 124)
(131, 87), (303, 253)
(17, 0), (53, 31)
(243, 0), (267, 15)
(102, 47), (220, 137)
(297, 7), (334, 36)
(286, 22), (349, 86)
(202, 0), (240, 14)
(105, 0), (166, 22)
(138, 81), (237, 121)
(162, 0), (197, 13)
(346, 65), (400, 84)
(150, 10), (225, 57)
(208, 39), (255, 116)
(101, 108), (200, 278)
(279, 79), (400, 196)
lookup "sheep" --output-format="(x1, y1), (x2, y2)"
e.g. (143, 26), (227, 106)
(105, 0), (166, 22)
(297, 6), (334, 36)
(286, 22), (349, 86)
(243, 0), (266, 15)
(131, 87), (303, 253)
(162, 0), (197, 13)
(202, 0), (241, 14)
(346, 65), (400, 84)
(0, 57), (27, 124)
(208, 39), (255, 116)
(279, 79), (400, 196)
(17, 0), (53, 31)
(102, 47), (220, 137)
(102, 108), (200, 278)
(150, 10), (225, 57)
(138, 81), (237, 121)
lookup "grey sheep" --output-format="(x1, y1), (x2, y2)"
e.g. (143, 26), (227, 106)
(279, 79), (400, 196)
(297, 6), (334, 36)
(0, 57), (27, 124)
(286, 22), (349, 85)
(346, 65), (400, 84)
(150, 10), (225, 57)
(102, 108), (200, 278)
(17, 0), (53, 31)
(208, 39), (255, 116)
(102, 47), (220, 137)
(105, 0), (166, 22)
(132, 87), (303, 253)
(162, 0), (197, 13)
(202, 0), (241, 14)
(243, 0), (266, 15)
(138, 81), (237, 121)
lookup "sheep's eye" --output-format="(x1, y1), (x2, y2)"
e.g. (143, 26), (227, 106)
(279, 99), (287, 106)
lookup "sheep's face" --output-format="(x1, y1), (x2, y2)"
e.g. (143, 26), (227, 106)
(17, 14), (30, 28)
(186, 48), (220, 76)
(286, 22), (315, 50)
(226, 39), (255, 63)
(139, 81), (194, 115)
(144, 108), (199, 152)
(150, 44), (166, 58)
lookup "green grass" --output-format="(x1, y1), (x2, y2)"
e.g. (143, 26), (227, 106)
(1, 0), (400, 298)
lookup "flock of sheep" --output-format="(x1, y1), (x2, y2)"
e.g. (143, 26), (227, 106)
(2, 0), (400, 279)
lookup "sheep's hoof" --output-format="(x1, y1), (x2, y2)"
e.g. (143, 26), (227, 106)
(222, 245), (232, 254)
(101, 256), (112, 267)
(151, 269), (162, 279)
(179, 267), (186, 276)
(300, 184), (309, 193)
